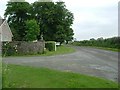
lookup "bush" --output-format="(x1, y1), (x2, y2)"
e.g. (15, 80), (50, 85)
(45, 41), (56, 51)
(2, 42), (17, 56)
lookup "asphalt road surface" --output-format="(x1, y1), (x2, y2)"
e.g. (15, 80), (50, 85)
(3, 46), (118, 82)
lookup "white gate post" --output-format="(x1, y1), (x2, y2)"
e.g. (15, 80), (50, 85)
(55, 42), (56, 51)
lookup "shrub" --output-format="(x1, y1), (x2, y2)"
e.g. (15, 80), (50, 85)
(2, 42), (17, 56)
(45, 41), (56, 51)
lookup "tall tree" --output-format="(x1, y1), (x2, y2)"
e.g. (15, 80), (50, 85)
(65, 28), (74, 44)
(54, 2), (74, 44)
(4, 0), (31, 41)
(4, 0), (74, 43)
(33, 1), (74, 44)
(32, 1), (55, 40)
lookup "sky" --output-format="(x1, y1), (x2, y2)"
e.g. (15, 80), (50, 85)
(0, 0), (119, 41)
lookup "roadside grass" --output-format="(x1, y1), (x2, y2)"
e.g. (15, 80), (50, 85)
(70, 44), (120, 52)
(42, 45), (75, 56)
(3, 45), (76, 57)
(70, 42), (120, 52)
(92, 47), (120, 52)
(85, 46), (120, 52)
(2, 64), (118, 88)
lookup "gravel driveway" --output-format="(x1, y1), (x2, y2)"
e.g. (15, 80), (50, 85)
(3, 46), (118, 82)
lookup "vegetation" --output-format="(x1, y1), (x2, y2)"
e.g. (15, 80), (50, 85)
(71, 37), (120, 51)
(43, 45), (75, 56)
(3, 64), (118, 88)
(45, 41), (56, 51)
(2, 45), (75, 57)
(4, 0), (74, 44)
(24, 19), (40, 41)
(2, 42), (17, 57)
(90, 47), (120, 52)
(4, 1), (31, 40)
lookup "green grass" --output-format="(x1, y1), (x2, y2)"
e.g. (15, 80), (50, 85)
(42, 45), (76, 56)
(92, 47), (120, 52)
(3, 45), (75, 57)
(71, 43), (120, 52)
(70, 42), (120, 52)
(84, 46), (120, 52)
(3, 64), (118, 88)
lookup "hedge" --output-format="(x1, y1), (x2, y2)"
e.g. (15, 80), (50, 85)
(45, 41), (56, 51)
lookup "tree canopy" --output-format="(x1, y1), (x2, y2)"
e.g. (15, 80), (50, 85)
(4, 0), (74, 43)
(4, 1), (31, 40)
(24, 19), (40, 41)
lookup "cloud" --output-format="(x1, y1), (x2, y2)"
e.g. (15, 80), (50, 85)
(66, 0), (118, 40)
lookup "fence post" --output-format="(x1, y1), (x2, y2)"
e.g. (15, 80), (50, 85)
(55, 42), (56, 51)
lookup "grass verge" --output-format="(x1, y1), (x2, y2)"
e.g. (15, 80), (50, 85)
(86, 46), (120, 52)
(3, 64), (118, 88)
(95, 47), (120, 52)
(71, 44), (120, 52)
(42, 45), (75, 56)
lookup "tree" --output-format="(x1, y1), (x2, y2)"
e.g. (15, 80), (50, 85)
(32, 1), (56, 40)
(38, 0), (52, 2)
(54, 2), (74, 44)
(55, 25), (66, 45)
(90, 38), (95, 41)
(24, 19), (40, 41)
(32, 1), (74, 44)
(4, 0), (74, 43)
(65, 28), (74, 44)
(4, 0), (31, 41)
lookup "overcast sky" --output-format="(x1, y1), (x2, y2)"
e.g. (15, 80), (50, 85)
(0, 0), (119, 41)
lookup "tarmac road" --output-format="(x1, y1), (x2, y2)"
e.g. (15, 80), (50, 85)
(3, 46), (118, 82)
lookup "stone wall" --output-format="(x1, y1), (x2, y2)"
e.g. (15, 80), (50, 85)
(2, 41), (45, 56)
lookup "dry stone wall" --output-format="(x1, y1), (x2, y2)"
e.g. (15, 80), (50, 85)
(2, 41), (45, 56)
